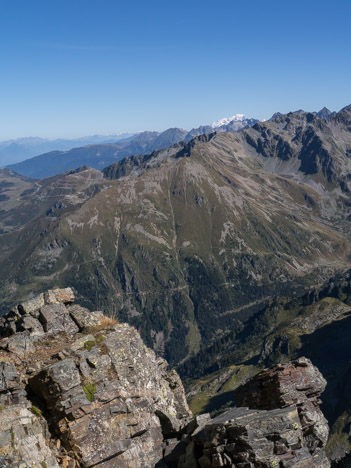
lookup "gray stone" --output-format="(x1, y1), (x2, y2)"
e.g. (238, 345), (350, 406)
(44, 287), (75, 304)
(17, 314), (44, 335)
(0, 288), (192, 468)
(234, 357), (330, 458)
(18, 293), (45, 314)
(39, 303), (79, 335)
(0, 362), (19, 392)
(68, 304), (106, 331)
(0, 332), (36, 356)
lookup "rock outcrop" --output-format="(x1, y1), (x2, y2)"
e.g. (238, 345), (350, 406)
(167, 358), (330, 467)
(235, 357), (329, 457)
(0, 288), (192, 467)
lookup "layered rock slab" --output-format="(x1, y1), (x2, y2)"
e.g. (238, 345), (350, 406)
(235, 357), (329, 458)
(171, 358), (330, 468)
(191, 407), (326, 468)
(0, 288), (192, 467)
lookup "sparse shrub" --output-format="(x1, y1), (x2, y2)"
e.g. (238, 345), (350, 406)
(83, 334), (105, 352)
(95, 334), (105, 344)
(31, 405), (43, 418)
(83, 340), (96, 352)
(83, 382), (96, 402)
(85, 316), (118, 334)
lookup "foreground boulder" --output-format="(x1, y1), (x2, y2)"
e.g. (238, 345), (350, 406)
(0, 288), (192, 467)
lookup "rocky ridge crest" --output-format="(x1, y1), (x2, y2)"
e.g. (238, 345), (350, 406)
(168, 358), (330, 467)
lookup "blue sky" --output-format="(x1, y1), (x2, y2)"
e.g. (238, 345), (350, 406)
(0, 0), (350, 139)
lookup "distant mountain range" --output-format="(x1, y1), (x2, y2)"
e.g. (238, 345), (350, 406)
(6, 117), (259, 179)
(0, 133), (135, 167)
(4, 107), (336, 180)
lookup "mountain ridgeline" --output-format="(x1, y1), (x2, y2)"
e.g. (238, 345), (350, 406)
(0, 133), (135, 167)
(6, 118), (259, 178)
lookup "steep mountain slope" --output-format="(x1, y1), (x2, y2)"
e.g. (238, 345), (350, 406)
(184, 267), (351, 461)
(0, 169), (37, 233)
(0, 107), (351, 372)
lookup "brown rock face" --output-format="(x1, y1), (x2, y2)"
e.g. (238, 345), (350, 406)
(0, 288), (192, 467)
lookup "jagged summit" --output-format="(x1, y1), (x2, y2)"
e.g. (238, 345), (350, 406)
(270, 105), (339, 121)
(316, 107), (335, 119)
(341, 103), (351, 112)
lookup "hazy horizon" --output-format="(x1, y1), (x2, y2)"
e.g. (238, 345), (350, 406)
(1, 103), (349, 143)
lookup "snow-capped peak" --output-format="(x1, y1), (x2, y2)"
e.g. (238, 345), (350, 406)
(211, 113), (246, 128)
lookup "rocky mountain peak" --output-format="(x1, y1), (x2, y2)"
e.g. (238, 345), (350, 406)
(316, 107), (335, 119)
(333, 104), (351, 126)
(235, 358), (329, 455)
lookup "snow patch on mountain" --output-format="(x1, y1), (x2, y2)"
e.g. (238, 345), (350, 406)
(211, 114), (246, 128)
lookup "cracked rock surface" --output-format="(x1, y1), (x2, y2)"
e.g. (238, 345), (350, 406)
(0, 288), (192, 467)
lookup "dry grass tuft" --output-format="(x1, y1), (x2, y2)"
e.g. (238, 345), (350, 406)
(86, 316), (118, 334)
